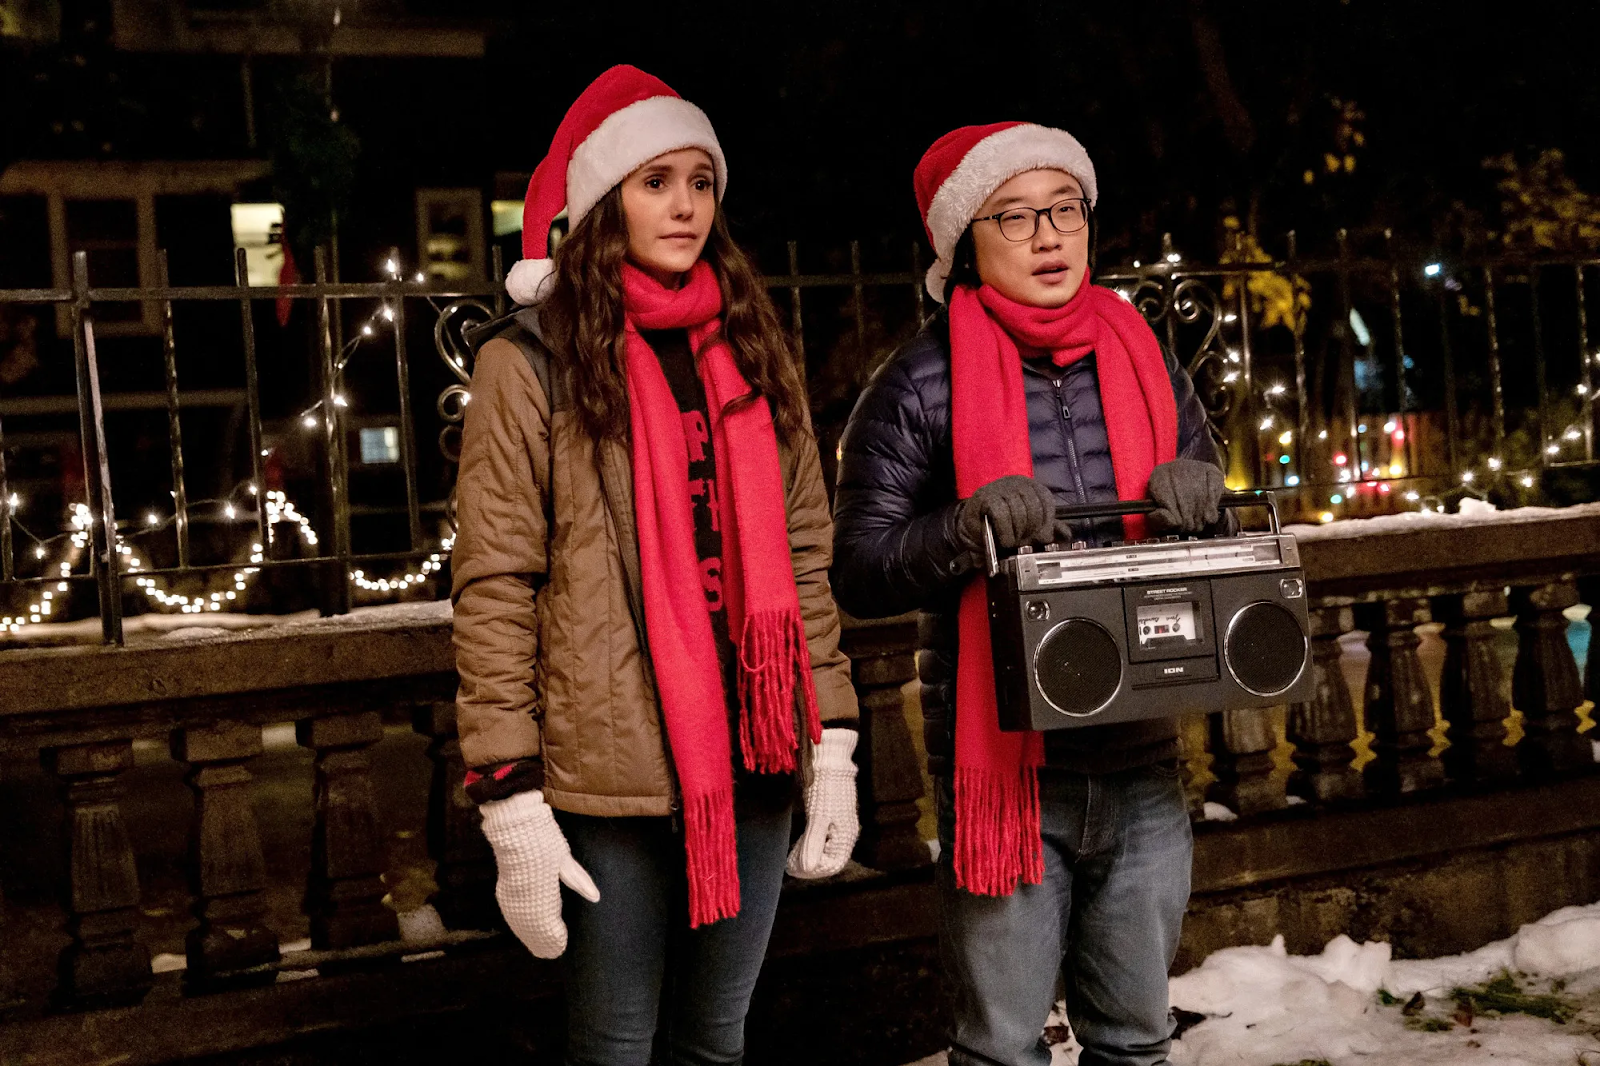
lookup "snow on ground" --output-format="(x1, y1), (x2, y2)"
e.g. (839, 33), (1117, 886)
(1168, 902), (1600, 1066)
(903, 900), (1600, 1066)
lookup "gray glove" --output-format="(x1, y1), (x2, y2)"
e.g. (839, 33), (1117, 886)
(1147, 459), (1226, 534)
(957, 475), (1071, 552)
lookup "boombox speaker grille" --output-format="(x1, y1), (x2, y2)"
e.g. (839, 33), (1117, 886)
(1033, 618), (1122, 717)
(1225, 601), (1308, 697)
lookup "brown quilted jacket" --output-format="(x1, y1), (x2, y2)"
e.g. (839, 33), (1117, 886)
(451, 326), (858, 818)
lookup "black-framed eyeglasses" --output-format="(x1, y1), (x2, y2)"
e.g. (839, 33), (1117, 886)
(972, 198), (1092, 242)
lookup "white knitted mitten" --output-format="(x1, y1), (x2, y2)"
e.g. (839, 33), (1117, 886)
(786, 728), (860, 879)
(479, 790), (600, 958)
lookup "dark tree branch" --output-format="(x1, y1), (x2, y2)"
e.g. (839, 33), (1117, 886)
(1186, 0), (1256, 158)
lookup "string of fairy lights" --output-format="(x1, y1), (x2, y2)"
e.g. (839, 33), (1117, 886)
(2, 482), (454, 635)
(295, 255), (431, 431)
(1, 255), (458, 637)
(1292, 350), (1596, 524)
(1120, 254), (1599, 524)
(4, 252), (1596, 634)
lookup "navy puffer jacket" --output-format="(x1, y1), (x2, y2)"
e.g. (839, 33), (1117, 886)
(832, 309), (1224, 776)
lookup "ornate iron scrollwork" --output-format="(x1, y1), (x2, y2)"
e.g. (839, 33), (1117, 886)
(1122, 276), (1171, 326)
(1169, 277), (1233, 443)
(433, 298), (494, 530)
(1124, 272), (1231, 447)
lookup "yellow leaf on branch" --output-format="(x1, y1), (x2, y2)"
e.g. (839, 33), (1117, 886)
(1219, 217), (1312, 336)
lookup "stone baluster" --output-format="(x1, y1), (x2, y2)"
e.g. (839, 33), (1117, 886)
(173, 721), (279, 988)
(1579, 577), (1600, 721)
(1356, 597), (1445, 795)
(839, 614), (931, 871)
(1512, 582), (1592, 778)
(297, 713), (399, 949)
(1206, 707), (1285, 816)
(42, 740), (153, 1007)
(1287, 605), (1363, 803)
(412, 702), (497, 930)
(1432, 591), (1518, 787)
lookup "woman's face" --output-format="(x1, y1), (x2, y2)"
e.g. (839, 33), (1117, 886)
(619, 147), (717, 287)
(970, 168), (1090, 308)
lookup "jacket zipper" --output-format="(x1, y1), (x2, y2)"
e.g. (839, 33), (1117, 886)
(1053, 377), (1089, 503)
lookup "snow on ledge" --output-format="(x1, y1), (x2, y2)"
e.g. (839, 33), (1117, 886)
(2, 598), (453, 650)
(1284, 499), (1600, 541)
(273, 599), (452, 630)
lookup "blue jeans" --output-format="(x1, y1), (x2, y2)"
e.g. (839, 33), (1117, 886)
(554, 799), (793, 1066)
(936, 764), (1193, 1066)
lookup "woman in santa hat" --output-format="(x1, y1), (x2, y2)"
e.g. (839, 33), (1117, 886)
(451, 65), (859, 1064)
(832, 123), (1227, 1066)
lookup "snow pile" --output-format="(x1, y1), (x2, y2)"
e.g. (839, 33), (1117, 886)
(905, 902), (1600, 1066)
(1370, 903), (1600, 996)
(1283, 499), (1600, 542)
(1167, 935), (1393, 1063)
(1516, 906), (1600, 976)
(1167, 901), (1600, 1066)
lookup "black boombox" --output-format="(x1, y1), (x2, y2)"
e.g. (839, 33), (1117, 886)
(984, 492), (1313, 732)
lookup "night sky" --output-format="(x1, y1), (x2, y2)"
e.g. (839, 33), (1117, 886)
(7, 1), (1599, 268)
(469, 0), (1600, 263)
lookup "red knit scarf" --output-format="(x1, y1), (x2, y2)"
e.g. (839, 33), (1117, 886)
(948, 275), (1178, 896)
(623, 260), (822, 927)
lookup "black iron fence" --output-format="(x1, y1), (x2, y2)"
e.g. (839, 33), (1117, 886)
(1, 246), (471, 646)
(1, 233), (1597, 645)
(1100, 231), (1600, 507)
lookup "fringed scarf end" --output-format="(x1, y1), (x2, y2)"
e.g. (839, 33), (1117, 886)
(951, 764), (1044, 897)
(683, 788), (741, 928)
(736, 607), (821, 772)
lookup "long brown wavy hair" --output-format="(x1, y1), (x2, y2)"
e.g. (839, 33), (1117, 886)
(537, 187), (811, 444)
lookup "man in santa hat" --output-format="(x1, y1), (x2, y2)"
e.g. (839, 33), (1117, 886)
(832, 122), (1228, 1066)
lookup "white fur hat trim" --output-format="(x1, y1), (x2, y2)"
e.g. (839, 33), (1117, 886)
(924, 124), (1097, 303)
(566, 95), (727, 228)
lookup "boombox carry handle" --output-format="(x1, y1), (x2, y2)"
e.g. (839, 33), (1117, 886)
(982, 490), (1280, 578)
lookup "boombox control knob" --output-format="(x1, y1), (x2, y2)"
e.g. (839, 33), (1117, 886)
(1016, 546), (1034, 556)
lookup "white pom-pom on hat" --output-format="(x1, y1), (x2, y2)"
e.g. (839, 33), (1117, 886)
(504, 257), (556, 307)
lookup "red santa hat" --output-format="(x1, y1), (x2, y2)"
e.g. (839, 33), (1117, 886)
(913, 121), (1098, 303)
(505, 65), (728, 305)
